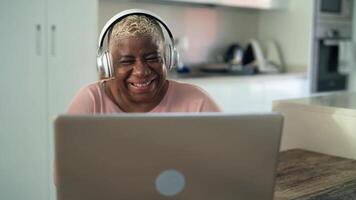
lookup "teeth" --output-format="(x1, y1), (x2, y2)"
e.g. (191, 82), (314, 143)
(131, 80), (151, 88)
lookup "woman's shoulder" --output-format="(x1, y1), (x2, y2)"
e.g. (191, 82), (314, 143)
(67, 81), (105, 114)
(76, 80), (108, 97)
(165, 80), (222, 112)
(82, 81), (103, 92)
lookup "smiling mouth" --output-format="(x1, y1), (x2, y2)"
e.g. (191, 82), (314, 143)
(129, 79), (155, 89)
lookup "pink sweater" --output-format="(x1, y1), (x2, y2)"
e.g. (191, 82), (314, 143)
(68, 80), (221, 114)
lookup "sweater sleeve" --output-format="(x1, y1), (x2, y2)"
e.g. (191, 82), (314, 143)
(200, 96), (222, 112)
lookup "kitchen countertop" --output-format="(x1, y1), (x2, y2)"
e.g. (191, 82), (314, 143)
(168, 70), (308, 82)
(171, 71), (309, 113)
(168, 66), (253, 79)
(272, 92), (356, 160)
(273, 92), (356, 117)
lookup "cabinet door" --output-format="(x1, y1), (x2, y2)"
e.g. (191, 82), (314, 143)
(47, 0), (98, 117)
(179, 75), (308, 113)
(220, 0), (288, 9)
(0, 1), (49, 200)
(46, 0), (98, 199)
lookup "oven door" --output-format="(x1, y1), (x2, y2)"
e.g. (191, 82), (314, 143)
(317, 39), (349, 92)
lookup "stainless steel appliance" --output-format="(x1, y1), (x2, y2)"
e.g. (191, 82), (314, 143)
(317, 0), (353, 20)
(311, 0), (354, 92)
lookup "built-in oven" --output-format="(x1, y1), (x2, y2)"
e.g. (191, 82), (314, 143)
(312, 23), (354, 92)
(317, 0), (353, 21)
(311, 0), (354, 93)
(316, 37), (351, 92)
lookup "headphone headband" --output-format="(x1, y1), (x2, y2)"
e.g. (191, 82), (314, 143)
(98, 9), (175, 50)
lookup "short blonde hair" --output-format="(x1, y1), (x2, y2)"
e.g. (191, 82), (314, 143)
(108, 14), (164, 47)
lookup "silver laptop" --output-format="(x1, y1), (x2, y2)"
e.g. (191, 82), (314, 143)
(54, 113), (283, 200)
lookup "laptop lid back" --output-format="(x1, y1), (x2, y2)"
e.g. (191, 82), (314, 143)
(55, 113), (283, 200)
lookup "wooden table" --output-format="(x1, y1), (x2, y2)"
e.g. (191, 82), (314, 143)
(274, 149), (356, 200)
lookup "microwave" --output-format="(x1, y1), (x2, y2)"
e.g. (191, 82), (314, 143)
(317, 0), (353, 20)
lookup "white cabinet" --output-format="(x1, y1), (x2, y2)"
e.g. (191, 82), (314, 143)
(46, 0), (98, 119)
(155, 0), (288, 9)
(0, 1), (97, 200)
(273, 93), (356, 160)
(0, 1), (48, 200)
(164, 0), (217, 3)
(219, 0), (288, 9)
(177, 74), (309, 113)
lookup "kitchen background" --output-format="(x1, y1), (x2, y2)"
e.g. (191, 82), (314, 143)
(0, 0), (355, 200)
(99, 0), (312, 72)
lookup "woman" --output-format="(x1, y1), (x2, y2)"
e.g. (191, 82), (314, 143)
(68, 13), (221, 114)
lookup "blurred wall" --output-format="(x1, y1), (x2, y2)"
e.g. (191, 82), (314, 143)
(257, 0), (314, 73)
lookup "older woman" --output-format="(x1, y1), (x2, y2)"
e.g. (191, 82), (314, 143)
(68, 14), (221, 113)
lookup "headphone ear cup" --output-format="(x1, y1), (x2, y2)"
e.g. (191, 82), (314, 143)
(96, 51), (114, 79)
(104, 51), (114, 78)
(164, 44), (172, 70)
(164, 44), (178, 70)
(172, 46), (179, 70)
(97, 52), (105, 78)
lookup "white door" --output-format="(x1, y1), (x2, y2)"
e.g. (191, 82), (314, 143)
(0, 1), (49, 200)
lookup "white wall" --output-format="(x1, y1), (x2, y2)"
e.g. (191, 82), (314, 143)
(257, 0), (314, 73)
(98, 0), (260, 65)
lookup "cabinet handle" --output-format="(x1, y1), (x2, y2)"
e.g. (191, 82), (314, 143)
(35, 24), (41, 56)
(51, 25), (56, 56)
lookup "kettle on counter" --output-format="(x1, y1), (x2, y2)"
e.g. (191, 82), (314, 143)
(243, 39), (285, 73)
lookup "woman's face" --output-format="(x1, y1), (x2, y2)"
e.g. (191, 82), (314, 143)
(109, 35), (168, 107)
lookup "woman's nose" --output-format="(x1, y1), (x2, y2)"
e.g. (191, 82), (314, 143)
(132, 60), (151, 76)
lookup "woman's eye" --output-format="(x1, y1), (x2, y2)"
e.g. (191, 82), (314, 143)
(120, 60), (134, 65)
(146, 56), (161, 63)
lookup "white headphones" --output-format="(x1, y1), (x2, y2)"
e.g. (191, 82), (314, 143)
(97, 9), (178, 79)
